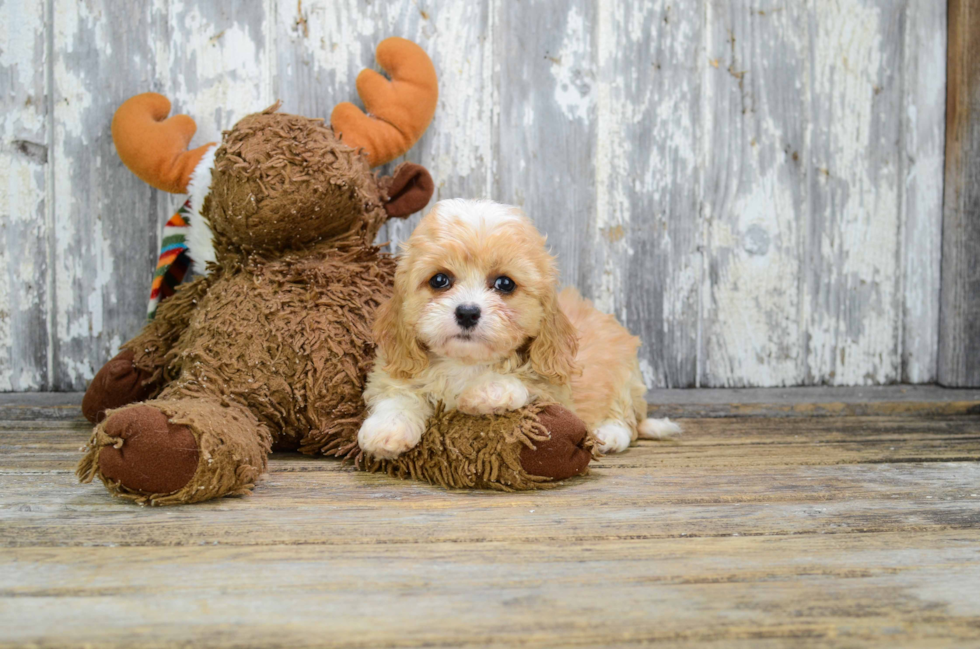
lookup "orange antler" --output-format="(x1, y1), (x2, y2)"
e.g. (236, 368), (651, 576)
(331, 37), (438, 168)
(111, 93), (215, 193)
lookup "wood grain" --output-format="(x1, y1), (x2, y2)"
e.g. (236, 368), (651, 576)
(901, 0), (947, 383)
(701, 0), (808, 386)
(1, 394), (979, 647)
(0, 0), (49, 391)
(940, 0), (980, 387)
(646, 384), (980, 418)
(48, 1), (165, 390)
(496, 0), (597, 294)
(2, 415), (979, 548)
(2, 532), (979, 648)
(165, 0), (274, 145)
(806, 0), (904, 385)
(597, 0), (701, 388)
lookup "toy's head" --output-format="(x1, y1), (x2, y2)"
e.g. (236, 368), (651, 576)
(111, 38), (437, 263)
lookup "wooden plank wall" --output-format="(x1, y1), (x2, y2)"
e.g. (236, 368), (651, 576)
(940, 0), (980, 387)
(0, 0), (949, 391)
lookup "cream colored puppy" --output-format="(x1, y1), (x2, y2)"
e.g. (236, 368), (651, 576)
(359, 199), (679, 459)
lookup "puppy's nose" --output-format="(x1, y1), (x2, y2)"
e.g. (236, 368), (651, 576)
(455, 303), (481, 329)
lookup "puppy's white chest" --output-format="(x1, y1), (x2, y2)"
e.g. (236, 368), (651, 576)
(420, 358), (532, 415)
(422, 360), (499, 408)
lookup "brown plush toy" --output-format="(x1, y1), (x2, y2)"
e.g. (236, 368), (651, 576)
(77, 38), (592, 505)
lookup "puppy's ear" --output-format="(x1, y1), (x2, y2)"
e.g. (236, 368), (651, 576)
(374, 284), (428, 379)
(529, 294), (579, 385)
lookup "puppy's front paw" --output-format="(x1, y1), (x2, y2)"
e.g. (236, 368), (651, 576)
(458, 378), (529, 415)
(593, 421), (633, 454)
(358, 411), (425, 459)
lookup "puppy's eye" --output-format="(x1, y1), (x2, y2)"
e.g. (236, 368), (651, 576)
(493, 276), (516, 294)
(429, 273), (452, 290)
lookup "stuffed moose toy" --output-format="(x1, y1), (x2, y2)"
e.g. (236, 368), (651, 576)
(77, 38), (593, 505)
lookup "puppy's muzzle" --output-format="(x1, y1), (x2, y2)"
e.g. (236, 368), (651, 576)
(455, 303), (481, 330)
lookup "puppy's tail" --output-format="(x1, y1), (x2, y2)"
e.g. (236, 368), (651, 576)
(637, 417), (682, 440)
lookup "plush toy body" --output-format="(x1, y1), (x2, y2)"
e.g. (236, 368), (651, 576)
(78, 39), (591, 505)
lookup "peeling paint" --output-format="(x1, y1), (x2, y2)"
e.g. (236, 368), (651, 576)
(594, 0), (701, 388)
(705, 163), (802, 385)
(901, 0), (946, 383)
(51, 0), (139, 388)
(806, 0), (903, 385)
(171, 2), (272, 142)
(551, 5), (595, 123)
(496, 0), (597, 298)
(0, 0), (48, 390)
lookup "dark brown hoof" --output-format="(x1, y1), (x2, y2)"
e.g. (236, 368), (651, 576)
(520, 404), (592, 480)
(99, 405), (199, 494)
(82, 350), (156, 424)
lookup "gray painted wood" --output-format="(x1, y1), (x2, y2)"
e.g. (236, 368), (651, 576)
(0, 0), (49, 391)
(5, 384), (978, 421)
(804, 0), (907, 386)
(495, 0), (597, 296)
(598, 0), (701, 388)
(0, 0), (952, 391)
(48, 1), (166, 390)
(939, 0), (980, 387)
(165, 1), (273, 144)
(701, 0), (809, 387)
(700, 0), (947, 387)
(902, 0), (947, 383)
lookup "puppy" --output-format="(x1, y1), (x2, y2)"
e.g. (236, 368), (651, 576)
(359, 199), (680, 459)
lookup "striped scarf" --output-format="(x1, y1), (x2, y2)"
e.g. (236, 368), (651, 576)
(147, 199), (193, 319)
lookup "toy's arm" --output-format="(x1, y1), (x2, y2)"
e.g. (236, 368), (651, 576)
(82, 276), (211, 423)
(122, 274), (210, 378)
(362, 403), (594, 489)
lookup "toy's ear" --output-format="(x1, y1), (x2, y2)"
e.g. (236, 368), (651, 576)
(383, 162), (434, 219)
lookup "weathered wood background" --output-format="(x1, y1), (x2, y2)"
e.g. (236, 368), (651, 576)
(940, 0), (980, 388)
(0, 0), (948, 391)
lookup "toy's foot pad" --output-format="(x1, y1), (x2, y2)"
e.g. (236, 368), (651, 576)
(82, 350), (156, 424)
(520, 404), (592, 480)
(99, 405), (199, 494)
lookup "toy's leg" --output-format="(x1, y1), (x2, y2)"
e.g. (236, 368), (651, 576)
(519, 404), (592, 480)
(77, 396), (272, 505)
(81, 350), (159, 423)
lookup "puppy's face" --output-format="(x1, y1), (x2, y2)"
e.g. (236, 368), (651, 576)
(403, 200), (553, 363)
(375, 199), (577, 381)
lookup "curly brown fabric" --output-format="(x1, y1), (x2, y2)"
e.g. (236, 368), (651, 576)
(361, 403), (595, 491)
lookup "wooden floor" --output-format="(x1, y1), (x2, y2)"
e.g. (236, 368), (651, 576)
(2, 389), (980, 648)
